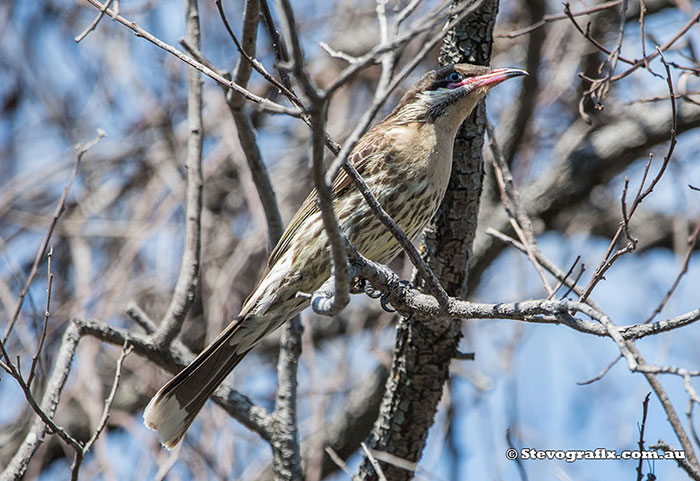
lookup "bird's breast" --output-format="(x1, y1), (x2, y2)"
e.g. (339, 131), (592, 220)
(342, 123), (455, 263)
(384, 122), (454, 200)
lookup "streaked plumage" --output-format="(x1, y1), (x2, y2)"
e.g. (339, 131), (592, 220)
(144, 64), (526, 448)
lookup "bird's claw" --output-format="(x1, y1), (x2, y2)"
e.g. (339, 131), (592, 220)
(379, 293), (395, 313)
(364, 283), (383, 299)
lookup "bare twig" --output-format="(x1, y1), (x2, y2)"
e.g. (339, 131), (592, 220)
(627, 342), (700, 472)
(74, 0), (114, 42)
(215, 0), (303, 112)
(303, 247), (700, 343)
(71, 342), (132, 480)
(395, 0), (424, 31)
(3, 129), (105, 343)
(1, 323), (83, 481)
(577, 355), (622, 385)
(80, 0), (301, 116)
(27, 246), (53, 389)
(361, 442), (388, 481)
(275, 0), (351, 317)
(487, 122), (554, 296)
(610, 9), (700, 82)
(636, 392), (651, 481)
(319, 42), (358, 63)
(688, 401), (700, 452)
(638, 0), (652, 73)
(496, 0), (624, 38)
(596, 0), (629, 101)
(259, 0), (293, 89)
(84, 342), (131, 452)
(125, 301), (156, 334)
(74, 317), (275, 439)
(485, 229), (599, 309)
(651, 441), (700, 481)
(579, 50), (678, 302)
(182, 11), (285, 249)
(563, 3), (635, 65)
(646, 222), (700, 323)
(324, 446), (354, 477)
(620, 177), (637, 245)
(550, 256), (580, 300)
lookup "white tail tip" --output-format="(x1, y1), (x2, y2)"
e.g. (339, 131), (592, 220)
(143, 394), (189, 449)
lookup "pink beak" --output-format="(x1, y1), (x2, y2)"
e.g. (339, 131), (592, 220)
(449, 67), (528, 89)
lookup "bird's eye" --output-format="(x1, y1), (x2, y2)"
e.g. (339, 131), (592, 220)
(448, 72), (462, 83)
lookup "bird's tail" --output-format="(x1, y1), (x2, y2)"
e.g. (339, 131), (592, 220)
(143, 318), (252, 448)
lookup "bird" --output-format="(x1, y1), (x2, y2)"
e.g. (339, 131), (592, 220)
(144, 63), (526, 448)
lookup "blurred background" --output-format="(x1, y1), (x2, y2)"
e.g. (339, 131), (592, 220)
(1, 0), (699, 479)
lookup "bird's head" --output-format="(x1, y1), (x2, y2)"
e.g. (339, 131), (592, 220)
(389, 64), (527, 126)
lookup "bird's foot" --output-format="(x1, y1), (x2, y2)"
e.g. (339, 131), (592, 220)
(357, 263), (404, 313)
(363, 283), (383, 299)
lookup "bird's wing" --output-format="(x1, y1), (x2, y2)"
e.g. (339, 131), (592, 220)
(260, 129), (386, 279)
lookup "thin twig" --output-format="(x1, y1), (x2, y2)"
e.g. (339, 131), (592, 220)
(259, 0), (293, 89)
(225, 0), (285, 246)
(27, 246), (53, 389)
(1, 323), (83, 481)
(487, 122), (554, 296)
(276, 0), (351, 316)
(579, 51), (678, 302)
(549, 255), (580, 300)
(80, 0), (301, 116)
(577, 355), (622, 385)
(627, 343), (700, 472)
(3, 129), (105, 343)
(324, 446), (354, 477)
(636, 392), (651, 481)
(71, 342), (132, 480)
(646, 222), (700, 323)
(75, 0), (114, 42)
(651, 440), (700, 480)
(638, 0), (653, 73)
(496, 0), (624, 38)
(564, 3), (635, 65)
(610, 9), (700, 82)
(361, 443), (388, 481)
(620, 177), (637, 245)
(485, 229), (601, 311)
(215, 0), (303, 111)
(74, 317), (275, 439)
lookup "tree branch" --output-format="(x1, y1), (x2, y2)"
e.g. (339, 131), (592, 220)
(151, 0), (204, 348)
